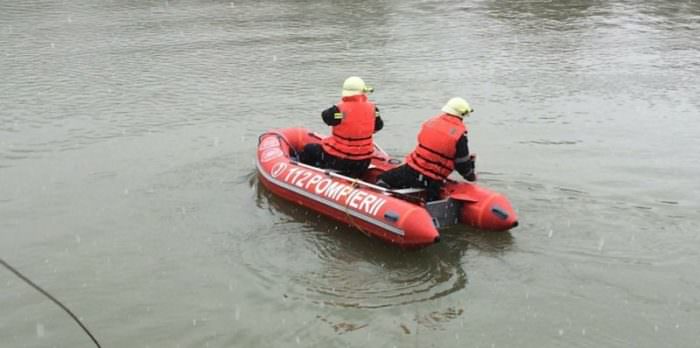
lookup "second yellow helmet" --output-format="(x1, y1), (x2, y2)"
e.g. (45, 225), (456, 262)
(441, 97), (474, 118)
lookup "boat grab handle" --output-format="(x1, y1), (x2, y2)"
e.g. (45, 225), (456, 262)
(259, 131), (300, 160)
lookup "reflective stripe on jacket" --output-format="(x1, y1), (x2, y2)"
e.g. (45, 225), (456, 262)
(405, 113), (467, 180)
(322, 95), (376, 160)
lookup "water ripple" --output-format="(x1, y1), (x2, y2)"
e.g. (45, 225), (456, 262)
(240, 177), (472, 309)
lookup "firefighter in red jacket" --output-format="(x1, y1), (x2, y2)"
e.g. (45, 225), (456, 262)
(377, 97), (476, 201)
(300, 76), (383, 177)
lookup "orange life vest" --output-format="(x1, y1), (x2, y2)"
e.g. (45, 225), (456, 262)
(322, 95), (376, 160)
(405, 113), (467, 180)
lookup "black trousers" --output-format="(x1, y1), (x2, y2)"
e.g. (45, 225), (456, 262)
(376, 164), (443, 201)
(299, 143), (371, 178)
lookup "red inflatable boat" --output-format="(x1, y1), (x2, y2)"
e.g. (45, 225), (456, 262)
(257, 128), (518, 248)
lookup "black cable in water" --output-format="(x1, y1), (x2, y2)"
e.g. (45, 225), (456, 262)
(0, 258), (102, 348)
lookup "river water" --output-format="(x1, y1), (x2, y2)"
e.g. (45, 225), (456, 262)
(1, 0), (699, 347)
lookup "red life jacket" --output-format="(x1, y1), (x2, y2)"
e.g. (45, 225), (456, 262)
(405, 113), (467, 180)
(322, 95), (376, 160)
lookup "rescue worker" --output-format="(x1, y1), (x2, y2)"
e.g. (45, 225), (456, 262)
(300, 76), (384, 177)
(377, 97), (476, 201)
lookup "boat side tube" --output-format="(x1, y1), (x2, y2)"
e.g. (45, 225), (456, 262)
(257, 131), (440, 248)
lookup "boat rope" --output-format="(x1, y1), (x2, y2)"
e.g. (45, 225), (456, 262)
(258, 131), (300, 160)
(0, 258), (102, 348)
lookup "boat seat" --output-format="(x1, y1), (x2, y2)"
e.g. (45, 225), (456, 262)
(392, 188), (425, 195)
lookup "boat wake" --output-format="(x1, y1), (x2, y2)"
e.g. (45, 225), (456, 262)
(245, 178), (472, 309)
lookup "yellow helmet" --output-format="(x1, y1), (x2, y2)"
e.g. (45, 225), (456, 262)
(441, 97), (474, 118)
(342, 76), (374, 97)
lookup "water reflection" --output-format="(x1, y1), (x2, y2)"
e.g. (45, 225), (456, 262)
(486, 0), (700, 28)
(249, 175), (512, 309)
(485, 0), (607, 22)
(633, 1), (700, 21)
